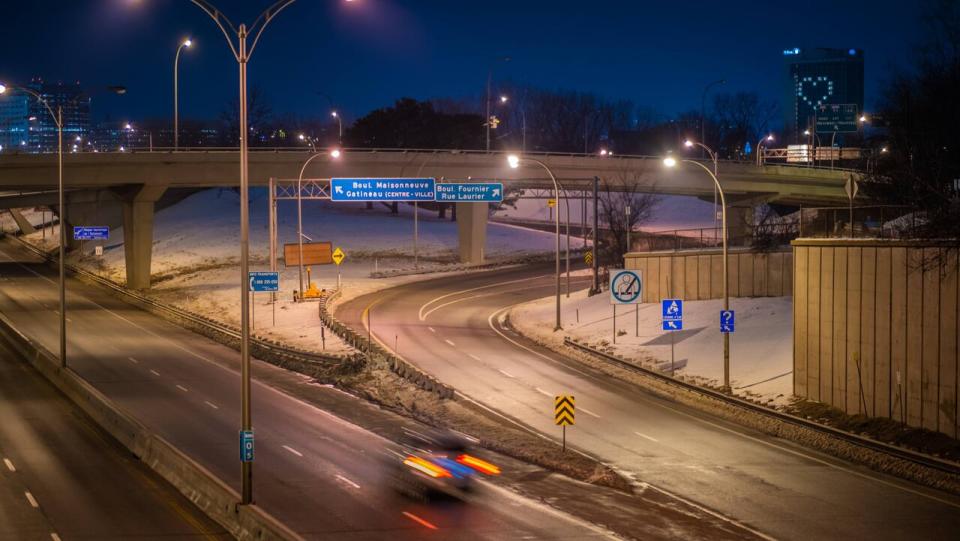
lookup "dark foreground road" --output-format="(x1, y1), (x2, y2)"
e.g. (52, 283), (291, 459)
(338, 262), (960, 541)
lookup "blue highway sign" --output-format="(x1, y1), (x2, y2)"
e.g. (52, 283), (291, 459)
(249, 271), (279, 292)
(240, 430), (255, 462)
(661, 299), (683, 321)
(331, 178), (436, 202)
(663, 320), (683, 331)
(436, 182), (503, 202)
(609, 269), (643, 305)
(73, 226), (109, 240)
(720, 310), (735, 333)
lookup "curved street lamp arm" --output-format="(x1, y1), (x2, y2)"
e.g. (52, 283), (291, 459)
(682, 159), (725, 208)
(296, 149), (332, 182)
(188, 0), (240, 60)
(248, 0), (297, 58)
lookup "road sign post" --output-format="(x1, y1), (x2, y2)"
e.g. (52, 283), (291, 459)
(662, 299), (683, 374)
(249, 272), (279, 330)
(554, 395), (575, 452)
(332, 247), (345, 288)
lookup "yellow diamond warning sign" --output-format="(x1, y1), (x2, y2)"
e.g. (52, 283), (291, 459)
(332, 247), (346, 266)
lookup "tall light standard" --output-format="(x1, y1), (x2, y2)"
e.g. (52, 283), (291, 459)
(330, 111), (342, 146)
(663, 151), (731, 392)
(684, 139), (720, 237)
(173, 37), (193, 150)
(0, 82), (124, 369)
(295, 148), (341, 299)
(185, 0), (298, 506)
(755, 134), (774, 167)
(508, 154), (561, 330)
(700, 78), (725, 158)
(485, 56), (510, 151)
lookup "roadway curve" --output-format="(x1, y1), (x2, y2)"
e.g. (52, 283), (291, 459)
(338, 263), (960, 541)
(0, 238), (611, 540)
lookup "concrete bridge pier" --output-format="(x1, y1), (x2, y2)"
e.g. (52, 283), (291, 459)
(120, 184), (167, 290)
(7, 209), (36, 235)
(456, 202), (488, 264)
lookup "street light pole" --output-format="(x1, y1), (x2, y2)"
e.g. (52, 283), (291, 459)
(509, 155), (561, 330)
(664, 151), (731, 392)
(485, 57), (509, 151)
(296, 149), (341, 298)
(331, 111), (342, 146)
(684, 139), (719, 237)
(186, 0), (297, 506)
(173, 38), (192, 150)
(755, 134), (774, 167)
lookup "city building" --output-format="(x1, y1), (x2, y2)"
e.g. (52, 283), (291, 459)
(783, 47), (864, 143)
(0, 78), (90, 152)
(0, 88), (30, 152)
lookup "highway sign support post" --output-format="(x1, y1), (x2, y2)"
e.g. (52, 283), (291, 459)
(610, 269), (643, 345)
(332, 247), (345, 288)
(249, 271), (279, 331)
(662, 298), (683, 374)
(592, 177), (599, 294)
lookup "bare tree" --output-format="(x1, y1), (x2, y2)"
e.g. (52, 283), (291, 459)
(597, 169), (660, 267)
(711, 91), (778, 159)
(219, 85), (273, 146)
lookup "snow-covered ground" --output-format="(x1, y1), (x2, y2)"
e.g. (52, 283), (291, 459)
(20, 188), (560, 356)
(495, 194), (717, 232)
(509, 290), (794, 405)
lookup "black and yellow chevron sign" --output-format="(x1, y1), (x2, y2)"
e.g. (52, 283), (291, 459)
(554, 395), (575, 426)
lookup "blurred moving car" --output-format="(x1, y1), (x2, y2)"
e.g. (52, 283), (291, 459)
(389, 427), (500, 501)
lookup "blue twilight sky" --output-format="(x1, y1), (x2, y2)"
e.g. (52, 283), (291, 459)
(1, 0), (922, 123)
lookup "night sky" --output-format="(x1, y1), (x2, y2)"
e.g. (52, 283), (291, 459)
(3, 0), (920, 124)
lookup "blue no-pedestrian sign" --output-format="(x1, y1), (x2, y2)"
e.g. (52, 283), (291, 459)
(663, 320), (683, 331)
(240, 430), (255, 462)
(73, 226), (109, 240)
(331, 178), (436, 202)
(249, 271), (279, 292)
(720, 310), (735, 333)
(609, 269), (642, 305)
(435, 182), (503, 202)
(662, 299), (683, 321)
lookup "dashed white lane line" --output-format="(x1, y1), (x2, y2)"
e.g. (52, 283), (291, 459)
(204, 401), (219, 410)
(579, 407), (601, 418)
(3, 458), (15, 472)
(402, 511), (438, 530)
(427, 327), (436, 333)
(635, 431), (659, 442)
(535, 387), (553, 397)
(468, 353), (481, 361)
(336, 474), (361, 489)
(128, 357), (139, 364)
(176, 385), (189, 393)
(498, 369), (515, 378)
(444, 339), (456, 347)
(282, 445), (303, 458)
(149, 369), (161, 377)
(24, 491), (39, 508)
(51, 534), (62, 541)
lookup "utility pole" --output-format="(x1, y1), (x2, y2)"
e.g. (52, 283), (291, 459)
(592, 176), (599, 294)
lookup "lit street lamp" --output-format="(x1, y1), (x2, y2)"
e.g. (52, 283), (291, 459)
(174, 38), (193, 150)
(756, 134), (774, 167)
(664, 149), (732, 392)
(684, 139), (720, 235)
(185, 0), (298, 506)
(331, 111), (342, 145)
(485, 56), (510, 151)
(508, 154), (562, 330)
(295, 148), (342, 299)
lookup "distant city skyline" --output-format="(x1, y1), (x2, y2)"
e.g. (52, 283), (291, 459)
(1, 1), (923, 124)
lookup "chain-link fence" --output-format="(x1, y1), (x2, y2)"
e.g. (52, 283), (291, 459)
(798, 205), (916, 239)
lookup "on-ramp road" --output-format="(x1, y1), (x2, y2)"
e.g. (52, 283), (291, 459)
(339, 262), (960, 541)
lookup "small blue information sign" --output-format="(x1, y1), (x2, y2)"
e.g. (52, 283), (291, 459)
(661, 299), (683, 321)
(435, 183), (503, 202)
(73, 226), (109, 240)
(662, 320), (683, 331)
(248, 271), (279, 292)
(240, 430), (254, 462)
(331, 178), (436, 202)
(720, 310), (735, 333)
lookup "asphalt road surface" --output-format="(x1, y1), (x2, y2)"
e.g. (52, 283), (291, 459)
(0, 238), (614, 540)
(0, 333), (229, 540)
(339, 262), (960, 541)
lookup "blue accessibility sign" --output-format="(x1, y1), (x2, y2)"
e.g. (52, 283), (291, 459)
(609, 269), (643, 305)
(435, 182), (503, 202)
(331, 178), (436, 202)
(661, 299), (683, 321)
(248, 271), (279, 292)
(663, 320), (683, 331)
(240, 430), (255, 462)
(720, 310), (735, 333)
(73, 226), (109, 240)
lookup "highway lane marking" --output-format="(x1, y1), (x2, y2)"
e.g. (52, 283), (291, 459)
(444, 339), (456, 347)
(149, 369), (161, 377)
(468, 353), (481, 361)
(635, 432), (659, 442)
(128, 357), (139, 364)
(419, 278), (589, 322)
(579, 407), (601, 418)
(535, 387), (553, 397)
(204, 401), (219, 410)
(498, 369), (515, 378)
(418, 273), (553, 321)
(335, 474), (361, 489)
(3, 458), (15, 472)
(24, 491), (38, 508)
(428, 327), (435, 333)
(402, 511), (438, 530)
(176, 385), (189, 393)
(282, 445), (303, 458)
(50, 534), (62, 541)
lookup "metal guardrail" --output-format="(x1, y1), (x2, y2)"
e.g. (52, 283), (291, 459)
(563, 338), (960, 477)
(11, 236), (348, 367)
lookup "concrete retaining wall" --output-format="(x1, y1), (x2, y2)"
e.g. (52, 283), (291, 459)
(625, 248), (793, 302)
(0, 313), (302, 541)
(792, 239), (959, 438)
